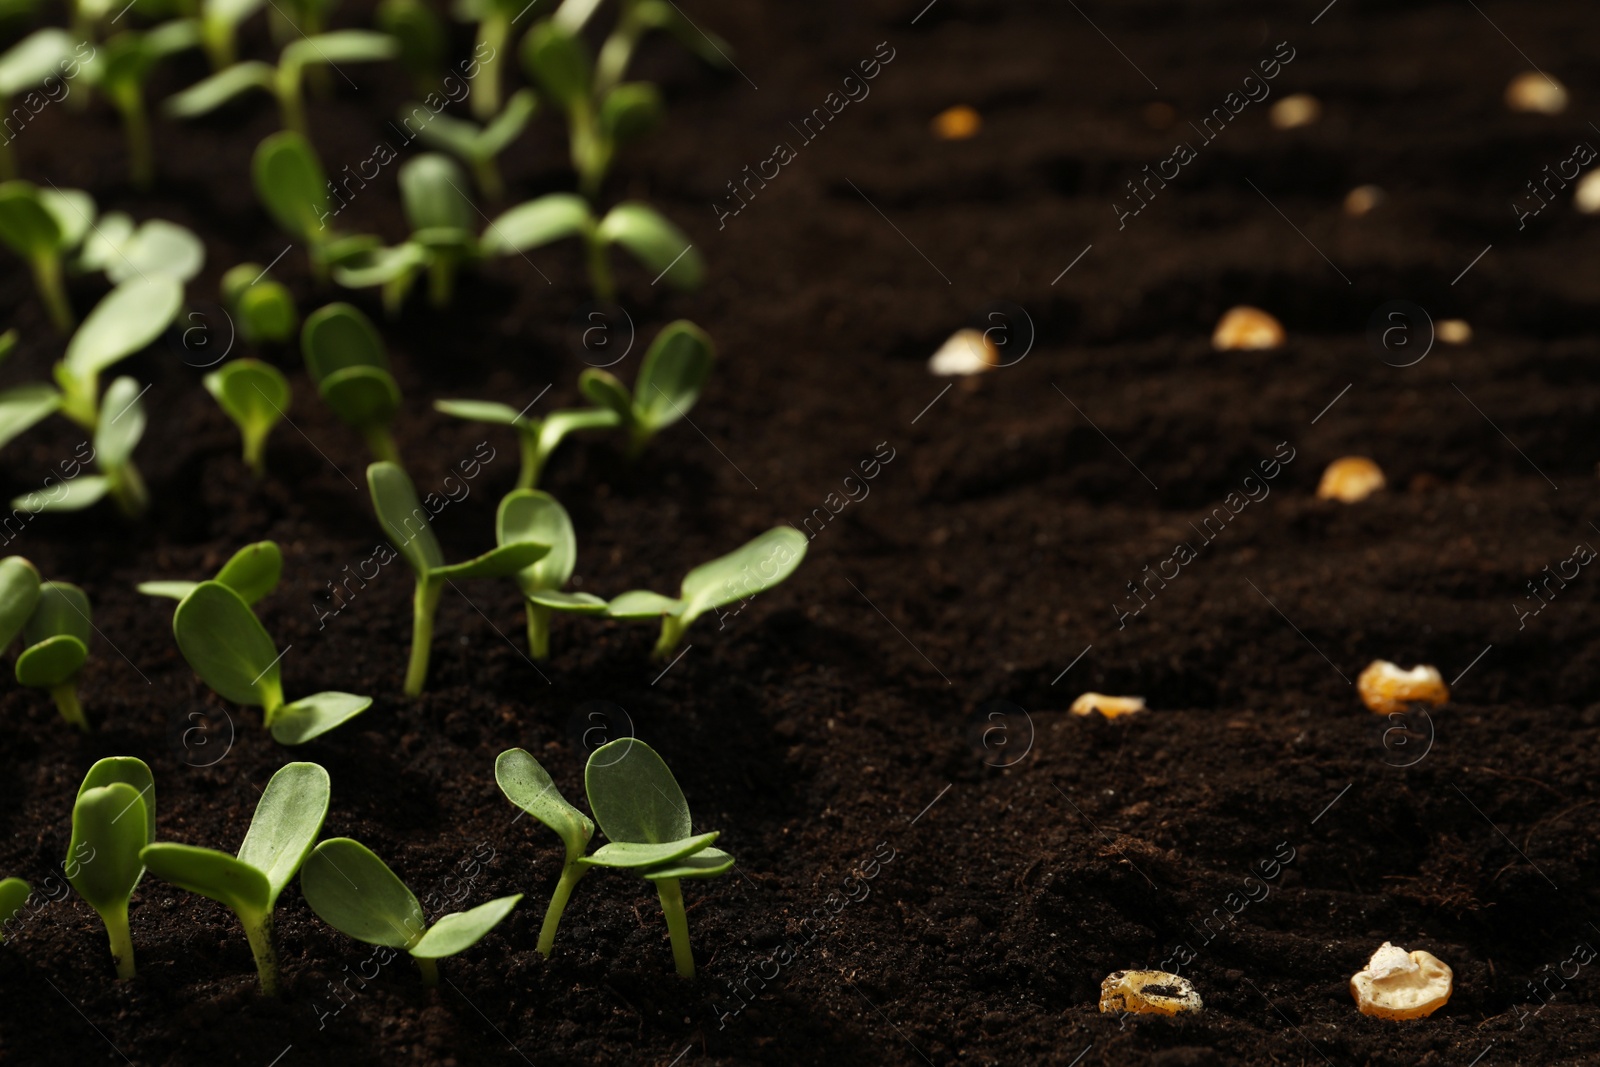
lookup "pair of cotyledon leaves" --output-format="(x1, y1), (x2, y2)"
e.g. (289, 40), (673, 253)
(0, 555), (90, 697)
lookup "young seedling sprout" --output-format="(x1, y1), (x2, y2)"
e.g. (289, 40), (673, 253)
(0, 29), (87, 181)
(222, 262), (299, 344)
(165, 30), (398, 138)
(205, 359), (291, 476)
(458, 0), (519, 120)
(301, 302), (403, 464)
(333, 153), (476, 310)
(433, 397), (618, 490)
(0, 179), (94, 331)
(367, 460), (549, 695)
(576, 319), (712, 458)
(141, 762), (329, 995)
(300, 838), (522, 987)
(13, 579), (93, 729)
(251, 132), (379, 280)
(496, 490), (604, 659)
(201, 0), (266, 69)
(484, 193), (701, 302)
(0, 877), (28, 935)
(404, 89), (535, 202)
(607, 526), (807, 660)
(86, 22), (203, 188)
(590, 0), (733, 96)
(137, 538), (282, 604)
(168, 578), (371, 744)
(67, 756), (156, 979)
(378, 0), (444, 95)
(582, 738), (732, 977)
(495, 748), (593, 954)
(78, 211), (205, 286)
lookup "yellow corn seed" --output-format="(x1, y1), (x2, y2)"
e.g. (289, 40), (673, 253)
(1351, 943), (1453, 1020)
(1505, 71), (1567, 114)
(932, 105), (981, 140)
(1070, 693), (1146, 719)
(1316, 456), (1385, 503)
(1100, 970), (1203, 1016)
(1211, 306), (1285, 350)
(1357, 660), (1448, 716)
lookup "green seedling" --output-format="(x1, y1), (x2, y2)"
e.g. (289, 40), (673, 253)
(14, 579), (92, 729)
(495, 748), (592, 953)
(0, 179), (94, 331)
(78, 211), (205, 285)
(0, 328), (14, 365)
(137, 538), (282, 603)
(268, 0), (335, 46)
(0, 877), (29, 935)
(575, 318), (712, 458)
(607, 526), (807, 660)
(165, 30), (397, 137)
(432, 397), (617, 489)
(251, 133), (378, 280)
(171, 580), (370, 743)
(405, 88), (535, 203)
(367, 460), (549, 695)
(301, 302), (402, 463)
(378, 0), (443, 95)
(222, 262), (298, 344)
(67, 756), (155, 978)
(455, 0), (518, 120)
(204, 359), (290, 476)
(0, 29), (87, 180)
(54, 274), (181, 431)
(300, 837), (521, 987)
(141, 761), (328, 995)
(84, 21), (202, 188)
(483, 193), (701, 302)
(582, 737), (731, 977)
(5, 373), (154, 516)
(200, 0), (265, 68)
(592, 0), (732, 95)
(496, 490), (604, 659)
(332, 153), (474, 310)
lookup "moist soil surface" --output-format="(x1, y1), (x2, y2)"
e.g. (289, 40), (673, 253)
(3, 1), (1600, 1064)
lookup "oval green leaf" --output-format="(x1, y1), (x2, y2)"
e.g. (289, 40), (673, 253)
(269, 692), (370, 745)
(15, 633), (86, 688)
(680, 526), (807, 624)
(300, 838), (425, 950)
(94, 376), (147, 471)
(26, 580), (90, 646)
(399, 153), (474, 235)
(0, 382), (63, 452)
(68, 783), (149, 913)
(77, 756), (156, 845)
(583, 737), (693, 844)
(579, 833), (719, 869)
(253, 131), (329, 243)
(64, 276), (184, 383)
(212, 539), (283, 605)
(319, 365), (402, 432)
(640, 846), (735, 882)
(173, 581), (285, 711)
(409, 894), (522, 959)
(605, 590), (684, 618)
(237, 761), (329, 899)
(520, 20), (591, 112)
(301, 301), (388, 384)
(597, 202), (702, 290)
(0, 876), (29, 934)
(494, 748), (593, 862)
(496, 490), (575, 597)
(0, 555), (41, 649)
(429, 541), (549, 581)
(140, 843), (271, 917)
(482, 193), (591, 255)
(367, 461), (443, 575)
(164, 60), (274, 118)
(633, 320), (713, 435)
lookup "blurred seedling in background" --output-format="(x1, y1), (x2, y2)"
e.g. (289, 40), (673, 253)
(496, 490), (604, 659)
(0, 557), (92, 729)
(455, 0), (519, 121)
(301, 302), (403, 464)
(67, 757), (155, 978)
(200, 0), (266, 68)
(332, 153), (478, 310)
(83, 21), (203, 188)
(377, 0), (443, 95)
(576, 318), (712, 458)
(141, 762), (329, 995)
(251, 133), (380, 280)
(165, 30), (397, 138)
(205, 359), (290, 476)
(482, 190), (701, 302)
(300, 837), (521, 986)
(0, 179), (96, 331)
(0, 29), (87, 181)
(165, 573), (371, 744)
(494, 747), (593, 954)
(552, 0), (732, 97)
(222, 262), (298, 344)
(367, 460), (549, 695)
(582, 737), (732, 977)
(433, 396), (617, 490)
(402, 89), (535, 202)
(605, 526), (807, 660)
(0, 876), (29, 935)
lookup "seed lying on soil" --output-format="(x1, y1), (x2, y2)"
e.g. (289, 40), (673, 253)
(1504, 71), (1567, 114)
(1575, 170), (1600, 214)
(931, 105), (980, 140)
(1344, 184), (1385, 216)
(1269, 93), (1320, 129)
(1211, 306), (1284, 350)
(1099, 970), (1203, 1015)
(928, 328), (998, 376)
(1436, 319), (1471, 345)
(1316, 456), (1385, 503)
(1070, 693), (1146, 719)
(1350, 942), (1452, 1020)
(1357, 660), (1448, 715)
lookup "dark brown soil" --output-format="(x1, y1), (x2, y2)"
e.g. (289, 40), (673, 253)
(3, 0), (1600, 1064)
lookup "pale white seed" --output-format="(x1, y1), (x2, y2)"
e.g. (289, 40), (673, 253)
(927, 328), (997, 376)
(1351, 943), (1453, 1020)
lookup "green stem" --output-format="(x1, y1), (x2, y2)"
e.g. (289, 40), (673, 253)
(651, 615), (685, 662)
(656, 878), (694, 978)
(32, 253), (73, 333)
(594, 23), (640, 95)
(108, 461), (150, 518)
(118, 94), (153, 190)
(0, 133), (15, 182)
(242, 910), (280, 995)
(584, 231), (615, 304)
(414, 954), (439, 987)
(516, 428), (541, 490)
(202, 17), (236, 69)
(427, 255), (454, 307)
(103, 902), (136, 979)
(472, 13), (509, 121)
(51, 682), (88, 731)
(526, 602), (551, 661)
(404, 576), (442, 697)
(243, 427), (268, 478)
(278, 78), (308, 139)
(363, 426), (401, 465)
(472, 155), (504, 205)
(536, 862), (586, 956)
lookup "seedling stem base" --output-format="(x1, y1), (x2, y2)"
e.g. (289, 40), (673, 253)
(104, 902), (137, 979)
(536, 862), (586, 955)
(404, 578), (444, 697)
(656, 878), (694, 978)
(415, 955), (439, 987)
(51, 683), (88, 731)
(243, 910), (280, 996)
